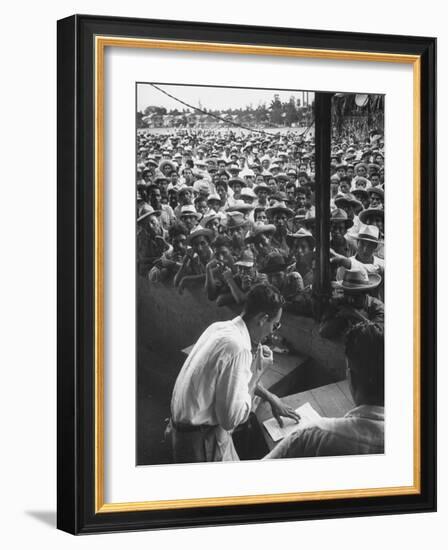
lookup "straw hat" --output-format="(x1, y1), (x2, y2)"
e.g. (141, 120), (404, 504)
(358, 208), (384, 225)
(353, 224), (380, 244)
(266, 201), (294, 219)
(286, 228), (316, 249)
(330, 208), (354, 229)
(339, 268), (382, 294)
(137, 204), (161, 224)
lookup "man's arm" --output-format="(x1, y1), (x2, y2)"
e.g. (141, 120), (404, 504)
(255, 384), (301, 427)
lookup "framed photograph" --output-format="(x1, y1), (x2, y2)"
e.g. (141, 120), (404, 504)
(57, 14), (436, 534)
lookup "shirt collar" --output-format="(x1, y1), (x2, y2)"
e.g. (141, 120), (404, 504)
(345, 404), (384, 422)
(232, 315), (252, 352)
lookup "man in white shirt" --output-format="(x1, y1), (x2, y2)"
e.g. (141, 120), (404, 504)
(168, 284), (300, 463)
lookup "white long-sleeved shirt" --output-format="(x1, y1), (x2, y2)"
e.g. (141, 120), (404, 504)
(171, 316), (253, 431)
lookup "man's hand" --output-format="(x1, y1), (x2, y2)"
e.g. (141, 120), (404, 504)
(268, 394), (301, 427)
(222, 267), (234, 282)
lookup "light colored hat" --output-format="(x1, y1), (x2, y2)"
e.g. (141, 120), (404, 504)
(254, 182), (270, 194)
(286, 228), (315, 248)
(235, 249), (255, 268)
(207, 193), (221, 203)
(202, 212), (221, 228)
(240, 187), (257, 200)
(137, 204), (161, 223)
(225, 211), (250, 229)
(339, 268), (382, 294)
(226, 200), (255, 213)
(180, 205), (201, 219)
(353, 224), (380, 244)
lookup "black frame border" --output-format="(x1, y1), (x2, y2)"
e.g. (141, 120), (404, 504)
(57, 14), (436, 534)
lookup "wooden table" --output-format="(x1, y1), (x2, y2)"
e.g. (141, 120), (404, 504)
(256, 379), (355, 451)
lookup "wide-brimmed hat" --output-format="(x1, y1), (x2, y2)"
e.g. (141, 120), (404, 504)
(275, 172), (289, 181)
(367, 187), (384, 201)
(334, 193), (363, 212)
(158, 160), (177, 173)
(235, 249), (255, 268)
(339, 268), (382, 294)
(201, 212), (221, 228)
(286, 228), (316, 249)
(207, 193), (221, 204)
(254, 182), (270, 194)
(266, 201), (294, 219)
(240, 187), (257, 200)
(353, 224), (380, 244)
(225, 211), (250, 230)
(226, 200), (255, 213)
(186, 226), (214, 244)
(228, 177), (245, 188)
(358, 208), (384, 225)
(137, 204), (161, 223)
(180, 205), (201, 219)
(153, 174), (169, 185)
(351, 188), (369, 202)
(245, 223), (276, 243)
(259, 252), (288, 274)
(330, 208), (354, 229)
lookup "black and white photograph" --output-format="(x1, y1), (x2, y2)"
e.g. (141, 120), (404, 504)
(136, 83), (385, 466)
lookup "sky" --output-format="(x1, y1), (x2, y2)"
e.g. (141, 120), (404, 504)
(137, 83), (315, 112)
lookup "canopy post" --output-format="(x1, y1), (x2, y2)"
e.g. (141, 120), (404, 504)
(313, 92), (333, 319)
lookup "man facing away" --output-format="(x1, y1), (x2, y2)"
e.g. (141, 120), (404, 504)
(264, 321), (384, 459)
(168, 284), (300, 463)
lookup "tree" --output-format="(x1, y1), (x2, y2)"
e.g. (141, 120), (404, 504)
(285, 96), (299, 125)
(269, 94), (283, 126)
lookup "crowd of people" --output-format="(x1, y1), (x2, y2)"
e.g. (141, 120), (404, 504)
(136, 125), (385, 341)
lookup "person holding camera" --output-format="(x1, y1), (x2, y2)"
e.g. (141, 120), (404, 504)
(319, 267), (384, 340)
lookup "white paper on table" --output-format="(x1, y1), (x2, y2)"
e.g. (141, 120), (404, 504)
(263, 402), (322, 442)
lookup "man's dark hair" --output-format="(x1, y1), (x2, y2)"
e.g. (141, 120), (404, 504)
(243, 283), (285, 320)
(345, 322), (384, 405)
(213, 235), (232, 249)
(168, 222), (188, 240)
(194, 196), (207, 206)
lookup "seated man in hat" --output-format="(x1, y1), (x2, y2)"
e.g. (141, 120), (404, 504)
(224, 211), (250, 261)
(147, 183), (176, 230)
(330, 224), (385, 301)
(259, 252), (304, 305)
(205, 235), (237, 304)
(179, 205), (201, 234)
(265, 321), (384, 458)
(286, 228), (315, 289)
(137, 204), (168, 278)
(329, 208), (358, 280)
(266, 201), (294, 257)
(319, 268), (384, 340)
(148, 222), (189, 283)
(245, 223), (284, 275)
(174, 226), (214, 294)
(174, 187), (195, 219)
